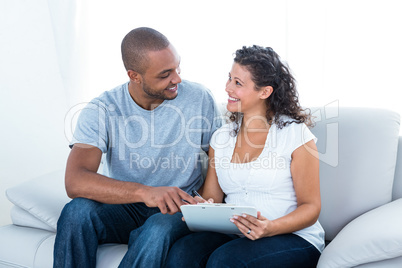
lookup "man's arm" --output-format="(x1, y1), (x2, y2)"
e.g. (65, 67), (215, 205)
(65, 143), (196, 214)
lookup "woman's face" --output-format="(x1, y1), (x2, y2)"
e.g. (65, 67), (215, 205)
(225, 63), (266, 114)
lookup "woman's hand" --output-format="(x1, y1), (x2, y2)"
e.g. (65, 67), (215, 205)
(230, 211), (273, 240)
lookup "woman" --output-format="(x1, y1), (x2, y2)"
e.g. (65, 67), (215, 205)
(166, 45), (325, 267)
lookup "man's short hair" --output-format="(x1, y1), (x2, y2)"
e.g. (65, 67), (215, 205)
(121, 27), (170, 74)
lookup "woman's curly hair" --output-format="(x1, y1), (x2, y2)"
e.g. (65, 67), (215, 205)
(229, 45), (313, 135)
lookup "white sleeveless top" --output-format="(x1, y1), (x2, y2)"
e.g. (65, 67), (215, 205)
(210, 118), (325, 252)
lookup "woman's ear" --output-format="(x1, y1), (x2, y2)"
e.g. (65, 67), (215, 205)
(259, 86), (273, 100)
(127, 70), (142, 84)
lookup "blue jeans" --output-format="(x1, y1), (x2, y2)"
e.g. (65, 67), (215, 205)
(53, 197), (191, 268)
(166, 232), (321, 268)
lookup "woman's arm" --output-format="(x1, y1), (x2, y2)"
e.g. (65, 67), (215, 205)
(198, 146), (225, 203)
(231, 139), (321, 239)
(270, 139), (321, 234)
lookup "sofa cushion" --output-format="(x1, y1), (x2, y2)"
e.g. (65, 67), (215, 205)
(0, 224), (128, 268)
(0, 225), (55, 268)
(10, 205), (55, 232)
(355, 256), (402, 268)
(317, 198), (402, 268)
(6, 169), (70, 231)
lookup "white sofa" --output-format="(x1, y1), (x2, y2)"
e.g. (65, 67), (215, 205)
(1, 106), (402, 268)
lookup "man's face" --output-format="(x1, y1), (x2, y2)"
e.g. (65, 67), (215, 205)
(140, 45), (182, 101)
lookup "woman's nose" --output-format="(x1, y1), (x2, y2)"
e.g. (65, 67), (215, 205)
(225, 80), (231, 93)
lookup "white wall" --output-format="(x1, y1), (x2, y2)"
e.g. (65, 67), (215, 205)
(286, 0), (402, 111)
(82, 0), (289, 102)
(0, 0), (77, 226)
(1, 0), (402, 227)
(83, 0), (402, 110)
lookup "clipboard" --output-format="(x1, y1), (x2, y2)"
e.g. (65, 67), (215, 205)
(181, 203), (257, 234)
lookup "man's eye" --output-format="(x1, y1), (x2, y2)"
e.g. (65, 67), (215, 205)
(161, 74), (169, 79)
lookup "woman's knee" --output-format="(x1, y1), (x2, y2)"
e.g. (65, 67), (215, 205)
(167, 232), (236, 268)
(166, 234), (206, 268)
(207, 247), (233, 268)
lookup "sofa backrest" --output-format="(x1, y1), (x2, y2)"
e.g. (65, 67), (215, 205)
(310, 107), (400, 241)
(392, 136), (402, 200)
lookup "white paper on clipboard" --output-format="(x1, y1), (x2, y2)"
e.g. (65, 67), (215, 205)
(181, 203), (257, 234)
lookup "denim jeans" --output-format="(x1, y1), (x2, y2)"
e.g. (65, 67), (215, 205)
(53, 197), (191, 268)
(166, 232), (321, 268)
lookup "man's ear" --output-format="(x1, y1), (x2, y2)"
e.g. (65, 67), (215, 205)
(259, 86), (273, 100)
(127, 70), (142, 84)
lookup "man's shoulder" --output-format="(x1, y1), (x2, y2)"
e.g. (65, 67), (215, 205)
(97, 83), (127, 101)
(180, 79), (208, 90)
(87, 82), (128, 108)
(179, 80), (213, 99)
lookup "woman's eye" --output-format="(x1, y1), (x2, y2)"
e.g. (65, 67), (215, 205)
(236, 81), (242, 86)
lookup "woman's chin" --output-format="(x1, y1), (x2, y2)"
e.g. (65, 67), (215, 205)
(226, 102), (241, 113)
(226, 106), (236, 113)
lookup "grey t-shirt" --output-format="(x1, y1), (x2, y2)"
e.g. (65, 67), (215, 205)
(71, 80), (222, 194)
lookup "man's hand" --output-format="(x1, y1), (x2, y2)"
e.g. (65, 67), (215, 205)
(142, 186), (197, 214)
(193, 196), (214, 204)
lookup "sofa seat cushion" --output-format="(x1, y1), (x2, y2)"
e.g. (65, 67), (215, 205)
(0, 225), (128, 268)
(0, 225), (55, 267)
(317, 198), (402, 268)
(6, 169), (70, 231)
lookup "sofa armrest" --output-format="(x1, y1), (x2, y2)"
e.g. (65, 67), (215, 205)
(317, 199), (402, 268)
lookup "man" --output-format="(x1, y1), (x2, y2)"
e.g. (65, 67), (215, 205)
(54, 27), (221, 267)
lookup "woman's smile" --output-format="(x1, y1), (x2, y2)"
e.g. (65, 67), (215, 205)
(228, 96), (240, 103)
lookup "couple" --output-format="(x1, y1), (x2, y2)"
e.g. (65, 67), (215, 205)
(54, 27), (325, 268)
